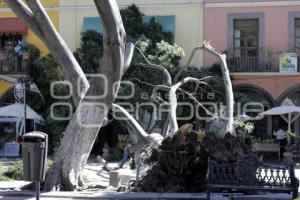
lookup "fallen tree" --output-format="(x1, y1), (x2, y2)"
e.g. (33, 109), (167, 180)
(6, 0), (236, 191)
(138, 130), (250, 192)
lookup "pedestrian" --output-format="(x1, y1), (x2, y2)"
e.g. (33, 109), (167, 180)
(14, 40), (23, 71)
(118, 144), (138, 169)
(273, 127), (287, 160)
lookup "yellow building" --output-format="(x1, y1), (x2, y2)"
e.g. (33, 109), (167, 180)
(59, 0), (204, 67)
(0, 0), (204, 97)
(0, 0), (59, 57)
(0, 0), (59, 97)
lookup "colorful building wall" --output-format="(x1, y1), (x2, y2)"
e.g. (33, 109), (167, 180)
(203, 0), (300, 100)
(0, 0), (59, 57)
(59, 0), (204, 67)
(204, 0), (300, 136)
(0, 0), (59, 95)
(203, 0), (300, 67)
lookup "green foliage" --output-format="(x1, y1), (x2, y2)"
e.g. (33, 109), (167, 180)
(22, 44), (40, 61)
(120, 4), (145, 40)
(252, 137), (274, 144)
(74, 30), (103, 73)
(120, 4), (173, 45)
(0, 162), (11, 181)
(234, 118), (255, 141)
(74, 4), (176, 73)
(233, 118), (275, 144)
(171, 66), (225, 103)
(207, 63), (223, 76)
(3, 161), (23, 180)
(287, 130), (298, 138)
(27, 49), (71, 149)
(0, 160), (53, 181)
(46, 159), (53, 171)
(137, 40), (185, 69)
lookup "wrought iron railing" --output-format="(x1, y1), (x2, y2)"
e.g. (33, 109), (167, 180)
(227, 51), (300, 73)
(0, 52), (29, 74)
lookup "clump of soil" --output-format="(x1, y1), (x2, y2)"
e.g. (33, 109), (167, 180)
(137, 131), (249, 192)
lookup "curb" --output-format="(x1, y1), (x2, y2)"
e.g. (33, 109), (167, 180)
(0, 191), (294, 200)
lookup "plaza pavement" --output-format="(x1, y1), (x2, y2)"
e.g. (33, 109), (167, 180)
(0, 163), (298, 199)
(0, 191), (292, 200)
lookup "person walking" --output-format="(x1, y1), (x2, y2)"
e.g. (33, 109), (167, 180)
(273, 128), (287, 160)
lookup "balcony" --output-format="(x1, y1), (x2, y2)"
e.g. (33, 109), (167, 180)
(0, 52), (29, 74)
(228, 52), (300, 73)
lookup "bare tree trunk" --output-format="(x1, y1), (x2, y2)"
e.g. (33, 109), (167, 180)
(45, 0), (134, 191)
(6, 0), (134, 191)
(167, 77), (208, 136)
(173, 43), (234, 135)
(202, 44), (234, 135)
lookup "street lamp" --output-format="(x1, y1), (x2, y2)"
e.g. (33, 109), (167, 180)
(14, 77), (30, 140)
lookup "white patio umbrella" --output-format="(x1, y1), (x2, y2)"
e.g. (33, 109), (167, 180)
(0, 103), (43, 121)
(259, 100), (300, 133)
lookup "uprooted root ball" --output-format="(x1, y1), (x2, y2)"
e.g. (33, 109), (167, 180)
(137, 131), (249, 192)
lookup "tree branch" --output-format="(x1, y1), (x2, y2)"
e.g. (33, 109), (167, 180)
(167, 77), (208, 136)
(6, 0), (90, 106)
(177, 88), (214, 117)
(133, 46), (172, 85)
(172, 42), (234, 135)
(202, 43), (234, 135)
(123, 43), (135, 74)
(112, 103), (148, 143)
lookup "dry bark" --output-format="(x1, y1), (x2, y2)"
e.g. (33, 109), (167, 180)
(5, 0), (133, 191)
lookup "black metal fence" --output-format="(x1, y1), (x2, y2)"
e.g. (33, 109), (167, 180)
(0, 52), (29, 74)
(227, 52), (300, 73)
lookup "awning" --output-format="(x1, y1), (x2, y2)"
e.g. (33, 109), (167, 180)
(81, 17), (104, 33)
(0, 103), (44, 122)
(0, 18), (27, 35)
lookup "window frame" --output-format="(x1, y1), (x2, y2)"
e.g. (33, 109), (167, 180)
(233, 18), (259, 58)
(294, 18), (300, 50)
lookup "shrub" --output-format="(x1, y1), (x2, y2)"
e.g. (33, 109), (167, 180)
(0, 162), (11, 181)
(3, 161), (23, 180)
(0, 160), (53, 181)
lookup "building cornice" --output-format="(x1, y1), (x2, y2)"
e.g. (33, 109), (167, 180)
(205, 1), (300, 8)
(0, 2), (205, 13)
(231, 72), (300, 77)
(0, 1), (299, 13)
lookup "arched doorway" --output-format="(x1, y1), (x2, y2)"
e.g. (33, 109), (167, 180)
(235, 84), (275, 138)
(277, 84), (300, 139)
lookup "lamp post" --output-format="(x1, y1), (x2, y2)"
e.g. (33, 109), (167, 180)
(14, 77), (30, 136)
(23, 79), (26, 135)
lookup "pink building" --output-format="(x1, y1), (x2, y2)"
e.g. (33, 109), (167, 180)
(204, 0), (300, 136)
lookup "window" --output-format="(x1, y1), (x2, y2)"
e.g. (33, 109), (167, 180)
(142, 15), (175, 35)
(0, 18), (27, 50)
(81, 17), (104, 33)
(0, 34), (22, 49)
(295, 18), (300, 49)
(81, 15), (176, 35)
(233, 19), (258, 58)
